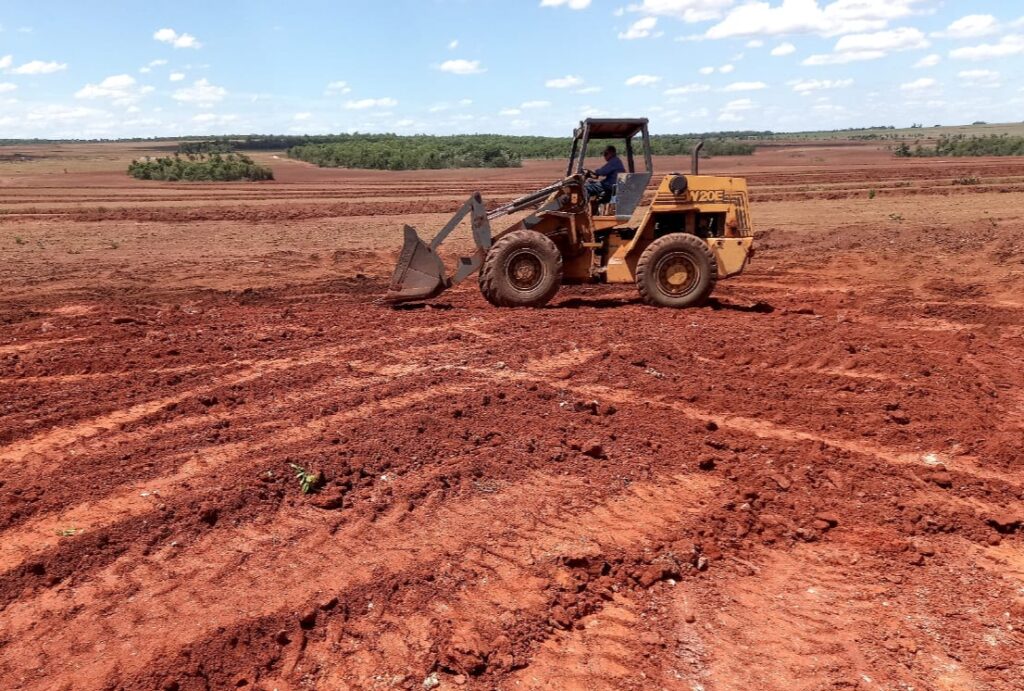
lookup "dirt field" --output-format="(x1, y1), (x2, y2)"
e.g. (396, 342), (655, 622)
(1, 142), (1023, 691)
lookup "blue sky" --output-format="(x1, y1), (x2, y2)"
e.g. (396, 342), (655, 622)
(1, 0), (1022, 138)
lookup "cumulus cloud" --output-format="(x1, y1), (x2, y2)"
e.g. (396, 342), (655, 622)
(950, 35), (1024, 60)
(789, 78), (853, 92)
(933, 15), (999, 39)
(664, 83), (711, 95)
(545, 75), (584, 88)
(499, 108), (522, 116)
(344, 97), (398, 109)
(448, 39), (459, 50)
(914, 53), (940, 68)
(958, 69), (1000, 87)
(0, 82), (16, 93)
(900, 77), (937, 91)
(705, 0), (926, 40)
(722, 81), (767, 92)
(719, 97), (755, 122)
(10, 59), (68, 75)
(325, 80), (352, 94)
(576, 86), (602, 94)
(438, 59), (486, 75)
(153, 28), (202, 49)
(0, 56), (11, 70)
(771, 42), (796, 56)
(619, 17), (660, 39)
(540, 0), (591, 8)
(627, 0), (733, 24)
(803, 27), (928, 65)
(172, 78), (227, 105)
(169, 72), (185, 82)
(699, 66), (714, 75)
(719, 63), (734, 73)
(625, 74), (662, 86)
(74, 74), (155, 106)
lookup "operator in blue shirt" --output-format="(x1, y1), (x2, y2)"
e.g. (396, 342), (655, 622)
(584, 145), (626, 200)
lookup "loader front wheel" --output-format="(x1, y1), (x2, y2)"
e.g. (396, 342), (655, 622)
(479, 230), (562, 307)
(636, 233), (717, 308)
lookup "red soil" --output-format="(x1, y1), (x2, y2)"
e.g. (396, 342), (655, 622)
(0, 142), (1023, 690)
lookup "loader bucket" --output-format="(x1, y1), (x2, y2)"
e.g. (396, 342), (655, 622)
(385, 225), (448, 303)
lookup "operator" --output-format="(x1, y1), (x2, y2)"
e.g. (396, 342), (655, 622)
(585, 145), (625, 199)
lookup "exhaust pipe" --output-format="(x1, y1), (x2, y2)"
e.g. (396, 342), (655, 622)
(691, 140), (704, 175)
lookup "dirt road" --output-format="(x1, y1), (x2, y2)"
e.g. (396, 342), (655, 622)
(1, 143), (1023, 690)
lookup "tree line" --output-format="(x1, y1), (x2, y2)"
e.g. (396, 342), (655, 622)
(894, 135), (1024, 158)
(282, 134), (756, 171)
(127, 153), (274, 181)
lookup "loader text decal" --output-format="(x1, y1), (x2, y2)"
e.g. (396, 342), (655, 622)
(687, 190), (724, 203)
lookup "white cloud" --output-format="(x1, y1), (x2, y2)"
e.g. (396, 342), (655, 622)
(834, 27), (928, 52)
(771, 42), (796, 56)
(448, 39), (459, 49)
(958, 69), (1000, 87)
(192, 113), (237, 125)
(10, 60), (68, 75)
(934, 15), (999, 39)
(803, 50), (884, 65)
(950, 35), (1024, 60)
(664, 83), (711, 95)
(900, 77), (937, 91)
(704, 0), (926, 40)
(74, 75), (156, 108)
(540, 0), (591, 8)
(153, 28), (202, 49)
(789, 78), (853, 92)
(620, 17), (660, 39)
(169, 72), (185, 82)
(719, 64), (735, 73)
(627, 0), (733, 24)
(803, 27), (928, 65)
(719, 97), (755, 122)
(698, 66), (714, 75)
(25, 105), (106, 123)
(0, 56), (11, 70)
(499, 108), (522, 116)
(520, 100), (551, 108)
(0, 82), (16, 93)
(625, 74), (662, 86)
(914, 53), (940, 68)
(545, 75), (584, 88)
(344, 97), (398, 109)
(438, 59), (486, 75)
(293, 112), (312, 121)
(148, 59), (168, 68)
(723, 81), (767, 91)
(576, 86), (602, 94)
(325, 80), (352, 94)
(172, 78), (227, 105)
(746, 39), (764, 48)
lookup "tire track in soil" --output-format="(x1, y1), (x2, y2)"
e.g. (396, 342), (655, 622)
(0, 317), (485, 471)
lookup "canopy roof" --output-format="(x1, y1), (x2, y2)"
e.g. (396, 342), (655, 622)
(576, 118), (649, 139)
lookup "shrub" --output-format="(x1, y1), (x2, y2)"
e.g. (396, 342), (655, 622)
(127, 153), (273, 182)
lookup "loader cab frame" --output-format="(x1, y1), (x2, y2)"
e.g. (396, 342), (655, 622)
(567, 118), (653, 220)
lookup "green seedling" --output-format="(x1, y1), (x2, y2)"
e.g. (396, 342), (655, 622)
(289, 463), (324, 494)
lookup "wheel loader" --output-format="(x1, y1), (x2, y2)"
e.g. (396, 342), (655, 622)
(385, 118), (754, 308)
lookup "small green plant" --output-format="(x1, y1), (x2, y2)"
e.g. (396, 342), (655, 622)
(868, 189), (877, 199)
(14, 236), (26, 245)
(55, 526), (81, 537)
(952, 175), (980, 185)
(888, 213), (904, 222)
(289, 463), (324, 494)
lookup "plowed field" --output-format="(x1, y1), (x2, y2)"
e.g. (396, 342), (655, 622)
(1, 143), (1023, 690)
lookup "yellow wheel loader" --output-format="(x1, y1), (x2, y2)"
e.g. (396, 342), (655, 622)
(386, 118), (754, 308)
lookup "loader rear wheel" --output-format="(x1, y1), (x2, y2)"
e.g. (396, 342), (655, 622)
(479, 230), (562, 307)
(636, 233), (717, 308)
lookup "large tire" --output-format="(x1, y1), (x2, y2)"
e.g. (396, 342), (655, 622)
(635, 233), (717, 308)
(479, 230), (563, 307)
